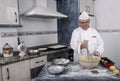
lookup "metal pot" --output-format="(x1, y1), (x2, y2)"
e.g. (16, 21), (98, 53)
(47, 65), (65, 75)
(53, 58), (70, 65)
(28, 49), (39, 54)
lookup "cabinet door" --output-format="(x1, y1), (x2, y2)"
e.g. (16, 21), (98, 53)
(30, 56), (47, 81)
(2, 60), (30, 81)
(0, 67), (2, 81)
(30, 56), (47, 68)
(80, 0), (94, 15)
(0, 0), (19, 25)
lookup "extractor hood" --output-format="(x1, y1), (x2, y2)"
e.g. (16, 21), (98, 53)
(19, 0), (68, 19)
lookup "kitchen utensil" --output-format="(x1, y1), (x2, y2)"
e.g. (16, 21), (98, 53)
(47, 44), (67, 50)
(47, 65), (65, 75)
(28, 49), (39, 54)
(66, 62), (81, 72)
(38, 47), (47, 52)
(79, 55), (100, 69)
(86, 48), (93, 60)
(53, 58), (70, 65)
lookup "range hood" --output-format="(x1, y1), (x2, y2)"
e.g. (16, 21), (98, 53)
(19, 0), (68, 19)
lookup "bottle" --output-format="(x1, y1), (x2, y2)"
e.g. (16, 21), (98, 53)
(3, 43), (13, 57)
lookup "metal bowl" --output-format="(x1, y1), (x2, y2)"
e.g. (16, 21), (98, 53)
(66, 62), (81, 72)
(53, 58), (70, 65)
(47, 65), (65, 75)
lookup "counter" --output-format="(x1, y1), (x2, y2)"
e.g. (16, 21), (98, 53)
(36, 62), (120, 81)
(0, 43), (72, 66)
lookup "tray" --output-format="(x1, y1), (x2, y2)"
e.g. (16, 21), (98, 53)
(100, 57), (115, 65)
(47, 44), (67, 50)
(38, 47), (47, 52)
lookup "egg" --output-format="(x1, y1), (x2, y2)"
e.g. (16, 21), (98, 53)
(113, 69), (120, 75)
(109, 66), (116, 71)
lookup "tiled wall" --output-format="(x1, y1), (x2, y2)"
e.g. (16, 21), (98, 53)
(0, 28), (18, 53)
(0, 0), (58, 54)
(0, 30), (57, 53)
(97, 29), (120, 32)
(1, 31), (57, 38)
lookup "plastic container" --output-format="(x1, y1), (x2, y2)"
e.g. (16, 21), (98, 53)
(3, 43), (13, 57)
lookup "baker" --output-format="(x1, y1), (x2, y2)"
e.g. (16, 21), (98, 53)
(70, 11), (104, 62)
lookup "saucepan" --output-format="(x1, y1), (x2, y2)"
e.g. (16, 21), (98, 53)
(28, 49), (39, 54)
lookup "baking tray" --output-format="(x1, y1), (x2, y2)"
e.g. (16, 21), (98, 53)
(100, 57), (115, 65)
(47, 44), (67, 50)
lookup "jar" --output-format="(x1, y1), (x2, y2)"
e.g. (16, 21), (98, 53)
(3, 43), (13, 57)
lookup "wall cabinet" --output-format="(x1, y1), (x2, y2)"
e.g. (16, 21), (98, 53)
(80, 0), (94, 15)
(0, 0), (20, 26)
(1, 60), (30, 81)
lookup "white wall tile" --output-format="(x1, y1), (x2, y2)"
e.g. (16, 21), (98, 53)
(19, 34), (57, 47)
(0, 28), (18, 54)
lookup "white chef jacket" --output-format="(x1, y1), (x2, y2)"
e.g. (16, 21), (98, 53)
(70, 27), (104, 62)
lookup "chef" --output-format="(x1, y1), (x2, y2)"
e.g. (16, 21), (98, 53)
(70, 11), (104, 62)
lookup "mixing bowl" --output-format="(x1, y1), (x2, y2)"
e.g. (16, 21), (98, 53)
(53, 58), (70, 65)
(47, 65), (65, 75)
(79, 55), (101, 69)
(66, 62), (81, 72)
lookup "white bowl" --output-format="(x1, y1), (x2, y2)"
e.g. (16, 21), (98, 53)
(79, 56), (100, 69)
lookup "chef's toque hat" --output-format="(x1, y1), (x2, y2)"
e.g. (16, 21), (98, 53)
(79, 11), (90, 20)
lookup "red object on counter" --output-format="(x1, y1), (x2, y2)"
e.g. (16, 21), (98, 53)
(103, 63), (114, 68)
(100, 57), (115, 68)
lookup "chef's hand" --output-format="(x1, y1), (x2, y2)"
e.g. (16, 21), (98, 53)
(80, 40), (88, 49)
(94, 51), (100, 57)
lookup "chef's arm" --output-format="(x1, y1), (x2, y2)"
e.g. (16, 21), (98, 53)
(80, 40), (88, 49)
(95, 34), (104, 56)
(70, 30), (81, 54)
